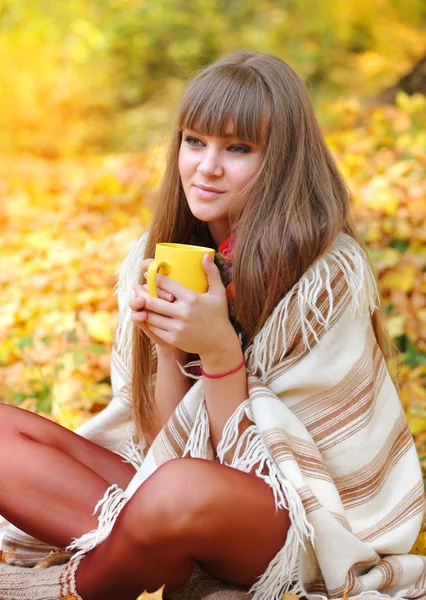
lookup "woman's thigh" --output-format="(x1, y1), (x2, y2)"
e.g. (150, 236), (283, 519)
(0, 403), (136, 489)
(126, 457), (290, 589)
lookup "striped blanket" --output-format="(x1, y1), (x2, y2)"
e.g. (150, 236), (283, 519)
(1, 232), (425, 600)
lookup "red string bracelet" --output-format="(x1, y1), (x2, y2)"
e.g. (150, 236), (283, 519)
(200, 357), (246, 379)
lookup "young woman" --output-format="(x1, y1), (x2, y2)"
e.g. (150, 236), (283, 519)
(0, 51), (424, 600)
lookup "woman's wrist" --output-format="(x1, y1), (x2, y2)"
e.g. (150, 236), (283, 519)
(156, 344), (188, 364)
(199, 336), (243, 374)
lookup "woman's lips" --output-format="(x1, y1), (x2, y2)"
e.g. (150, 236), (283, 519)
(193, 184), (225, 200)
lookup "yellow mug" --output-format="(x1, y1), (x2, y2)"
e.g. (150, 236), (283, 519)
(147, 243), (216, 297)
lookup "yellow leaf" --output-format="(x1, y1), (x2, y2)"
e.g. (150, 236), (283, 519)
(86, 310), (115, 343)
(380, 265), (416, 293)
(282, 594), (300, 600)
(136, 585), (165, 599)
(387, 315), (404, 339)
(407, 415), (426, 436)
(396, 91), (426, 115)
(410, 530), (426, 555)
(358, 178), (399, 216)
(0, 339), (21, 366)
(342, 586), (349, 600)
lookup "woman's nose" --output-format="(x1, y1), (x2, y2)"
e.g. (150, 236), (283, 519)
(197, 151), (224, 178)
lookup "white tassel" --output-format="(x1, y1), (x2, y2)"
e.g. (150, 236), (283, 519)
(249, 527), (303, 600)
(245, 233), (380, 377)
(183, 396), (211, 459)
(114, 231), (149, 374)
(309, 592), (396, 600)
(67, 484), (129, 560)
(216, 399), (252, 461)
(176, 358), (203, 380)
(119, 435), (145, 470)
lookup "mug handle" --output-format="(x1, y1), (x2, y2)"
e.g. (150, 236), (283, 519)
(147, 260), (169, 297)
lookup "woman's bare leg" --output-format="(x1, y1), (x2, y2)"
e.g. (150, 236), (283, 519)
(0, 403), (135, 548)
(76, 458), (290, 600)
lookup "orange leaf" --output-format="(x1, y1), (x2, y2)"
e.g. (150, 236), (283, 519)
(282, 595), (300, 600)
(0, 548), (16, 564)
(342, 587), (349, 600)
(136, 585), (165, 599)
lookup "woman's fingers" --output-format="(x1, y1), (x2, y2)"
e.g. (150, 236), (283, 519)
(131, 304), (173, 331)
(144, 309), (174, 331)
(141, 258), (154, 275)
(154, 274), (194, 300)
(131, 309), (148, 324)
(136, 319), (169, 347)
(134, 283), (174, 303)
(141, 283), (174, 303)
(129, 295), (146, 311)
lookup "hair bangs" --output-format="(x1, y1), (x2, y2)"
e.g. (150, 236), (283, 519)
(178, 66), (270, 145)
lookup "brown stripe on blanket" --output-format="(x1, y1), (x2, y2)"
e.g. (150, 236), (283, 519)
(328, 567), (364, 598)
(357, 481), (424, 543)
(304, 578), (328, 596)
(413, 556), (426, 590)
(288, 435), (334, 482)
(353, 555), (380, 572)
(375, 555), (404, 590)
(330, 554), (396, 599)
(179, 402), (197, 435)
(247, 376), (278, 401)
(153, 410), (189, 463)
(266, 264), (351, 384)
(294, 341), (386, 451)
(262, 429), (333, 483)
(335, 412), (415, 509)
(298, 486), (322, 513)
(330, 511), (352, 532)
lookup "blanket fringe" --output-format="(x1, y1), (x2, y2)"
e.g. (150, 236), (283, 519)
(309, 592), (397, 600)
(245, 233), (379, 378)
(119, 435), (145, 470)
(216, 402), (315, 600)
(114, 231), (149, 374)
(177, 358), (203, 380)
(183, 396), (211, 459)
(66, 484), (129, 561)
(249, 527), (303, 600)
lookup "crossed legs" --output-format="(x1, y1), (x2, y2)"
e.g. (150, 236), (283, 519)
(0, 404), (290, 600)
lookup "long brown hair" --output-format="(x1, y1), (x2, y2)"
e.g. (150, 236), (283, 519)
(132, 51), (392, 444)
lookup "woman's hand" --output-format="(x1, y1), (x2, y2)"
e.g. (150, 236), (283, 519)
(130, 258), (177, 351)
(134, 253), (238, 357)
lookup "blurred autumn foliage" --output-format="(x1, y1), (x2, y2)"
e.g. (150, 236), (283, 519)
(0, 1), (425, 495)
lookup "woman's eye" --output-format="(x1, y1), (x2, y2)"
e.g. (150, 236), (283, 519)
(184, 136), (204, 147)
(228, 144), (251, 154)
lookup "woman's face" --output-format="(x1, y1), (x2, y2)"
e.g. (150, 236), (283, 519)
(178, 127), (264, 245)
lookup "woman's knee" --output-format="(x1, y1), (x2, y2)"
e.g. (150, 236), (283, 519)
(0, 403), (22, 437)
(119, 458), (222, 547)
